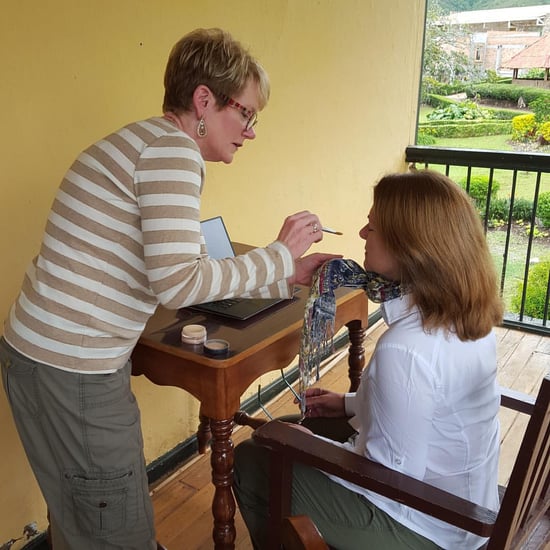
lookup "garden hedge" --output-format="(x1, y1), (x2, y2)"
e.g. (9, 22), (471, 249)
(418, 120), (512, 138)
(463, 83), (550, 106)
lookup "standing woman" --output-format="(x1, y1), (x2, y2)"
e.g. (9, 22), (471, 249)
(234, 170), (504, 550)
(1, 28), (333, 550)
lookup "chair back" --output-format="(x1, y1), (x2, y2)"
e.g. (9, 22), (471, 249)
(487, 375), (550, 549)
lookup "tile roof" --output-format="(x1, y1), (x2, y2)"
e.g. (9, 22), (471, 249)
(501, 34), (550, 69)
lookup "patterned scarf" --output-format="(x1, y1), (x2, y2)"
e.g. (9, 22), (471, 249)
(298, 258), (404, 416)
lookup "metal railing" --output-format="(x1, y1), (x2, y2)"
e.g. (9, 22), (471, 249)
(405, 146), (550, 335)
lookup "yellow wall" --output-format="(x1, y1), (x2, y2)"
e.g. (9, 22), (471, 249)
(0, 0), (425, 541)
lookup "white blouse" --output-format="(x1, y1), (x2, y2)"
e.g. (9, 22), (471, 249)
(331, 294), (500, 550)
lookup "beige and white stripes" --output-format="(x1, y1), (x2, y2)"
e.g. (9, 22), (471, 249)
(5, 117), (293, 373)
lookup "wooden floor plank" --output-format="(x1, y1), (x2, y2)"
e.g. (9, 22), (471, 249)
(152, 323), (549, 549)
(496, 327), (526, 368)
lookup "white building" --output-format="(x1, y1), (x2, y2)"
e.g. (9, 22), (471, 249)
(444, 5), (550, 75)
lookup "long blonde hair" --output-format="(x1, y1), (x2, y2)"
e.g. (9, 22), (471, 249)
(373, 170), (503, 341)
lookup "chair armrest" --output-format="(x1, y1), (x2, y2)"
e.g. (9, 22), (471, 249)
(282, 515), (329, 550)
(500, 386), (536, 415)
(254, 421), (497, 537)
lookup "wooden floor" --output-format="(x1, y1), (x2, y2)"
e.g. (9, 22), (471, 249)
(150, 320), (550, 550)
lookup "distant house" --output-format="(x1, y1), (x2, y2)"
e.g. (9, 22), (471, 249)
(447, 5), (550, 32)
(501, 34), (550, 88)
(444, 5), (550, 76)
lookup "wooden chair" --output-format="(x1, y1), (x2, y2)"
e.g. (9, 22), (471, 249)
(281, 515), (329, 550)
(253, 376), (550, 550)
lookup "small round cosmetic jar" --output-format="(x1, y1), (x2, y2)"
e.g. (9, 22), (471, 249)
(181, 324), (207, 345)
(203, 339), (230, 358)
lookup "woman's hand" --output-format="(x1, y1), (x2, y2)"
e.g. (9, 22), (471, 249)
(290, 253), (342, 286)
(300, 388), (346, 418)
(276, 211), (323, 259)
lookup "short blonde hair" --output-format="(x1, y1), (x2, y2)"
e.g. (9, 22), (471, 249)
(373, 170), (503, 341)
(163, 28), (270, 113)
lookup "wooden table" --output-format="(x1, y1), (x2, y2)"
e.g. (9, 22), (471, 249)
(131, 251), (369, 549)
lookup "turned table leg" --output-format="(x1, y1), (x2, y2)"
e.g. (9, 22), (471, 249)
(210, 417), (236, 549)
(346, 320), (366, 392)
(197, 409), (212, 454)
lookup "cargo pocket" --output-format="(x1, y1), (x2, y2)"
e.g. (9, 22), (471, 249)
(63, 468), (134, 537)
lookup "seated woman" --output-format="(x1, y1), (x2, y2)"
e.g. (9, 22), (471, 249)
(233, 169), (504, 550)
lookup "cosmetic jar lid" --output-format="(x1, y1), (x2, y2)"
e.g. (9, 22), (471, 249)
(203, 339), (230, 358)
(181, 324), (207, 345)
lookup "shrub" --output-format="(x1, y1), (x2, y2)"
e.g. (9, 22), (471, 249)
(512, 198), (534, 221)
(537, 121), (550, 144)
(464, 83), (549, 105)
(487, 197), (541, 225)
(416, 129), (437, 145)
(425, 94), (461, 109)
(524, 68), (546, 80)
(530, 97), (550, 124)
(537, 192), (550, 228)
(490, 108), (524, 120)
(427, 101), (493, 121)
(488, 197), (510, 222)
(425, 93), (519, 120)
(511, 114), (537, 141)
(511, 259), (550, 320)
(484, 70), (502, 83)
(421, 78), (465, 100)
(418, 120), (511, 138)
(459, 175), (500, 204)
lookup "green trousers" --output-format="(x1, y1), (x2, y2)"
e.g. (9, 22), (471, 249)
(233, 418), (441, 550)
(1, 338), (156, 550)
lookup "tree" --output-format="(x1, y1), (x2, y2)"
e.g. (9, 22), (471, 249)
(422, 0), (485, 86)
(438, 0), (477, 13)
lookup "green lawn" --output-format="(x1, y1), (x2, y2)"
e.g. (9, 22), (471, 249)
(432, 134), (515, 151)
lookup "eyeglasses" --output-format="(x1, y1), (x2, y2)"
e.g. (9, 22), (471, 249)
(218, 93), (258, 131)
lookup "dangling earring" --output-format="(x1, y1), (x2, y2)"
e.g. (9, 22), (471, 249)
(197, 117), (207, 138)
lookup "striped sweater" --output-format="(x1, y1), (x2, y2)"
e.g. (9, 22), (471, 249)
(4, 117), (294, 373)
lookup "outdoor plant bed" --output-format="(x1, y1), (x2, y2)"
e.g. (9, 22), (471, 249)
(491, 222), (550, 242)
